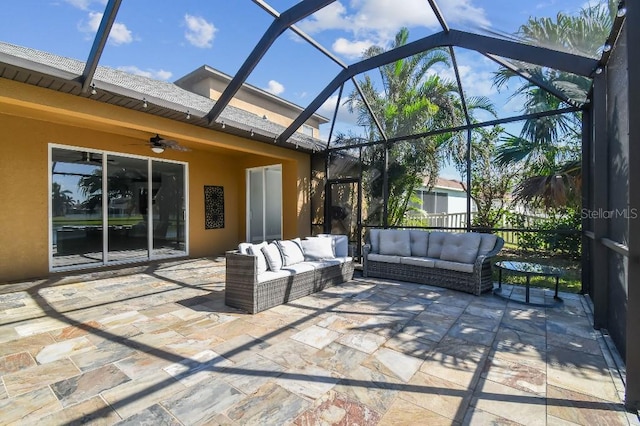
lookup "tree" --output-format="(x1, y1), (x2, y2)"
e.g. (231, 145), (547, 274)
(456, 127), (519, 229)
(342, 28), (494, 226)
(493, 1), (615, 208)
(51, 182), (74, 217)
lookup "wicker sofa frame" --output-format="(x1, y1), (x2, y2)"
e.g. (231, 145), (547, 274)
(225, 251), (355, 314)
(362, 234), (504, 296)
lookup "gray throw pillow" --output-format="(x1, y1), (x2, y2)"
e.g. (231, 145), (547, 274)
(301, 237), (335, 260)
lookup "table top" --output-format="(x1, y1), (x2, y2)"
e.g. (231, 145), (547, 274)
(495, 260), (564, 277)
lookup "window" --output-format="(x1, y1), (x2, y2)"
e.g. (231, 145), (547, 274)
(50, 145), (187, 271)
(420, 191), (448, 214)
(301, 124), (314, 137)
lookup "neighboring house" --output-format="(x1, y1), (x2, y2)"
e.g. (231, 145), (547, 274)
(0, 41), (327, 282)
(413, 177), (476, 215)
(175, 66), (327, 139)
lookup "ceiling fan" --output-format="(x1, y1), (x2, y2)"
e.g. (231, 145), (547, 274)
(149, 134), (191, 153)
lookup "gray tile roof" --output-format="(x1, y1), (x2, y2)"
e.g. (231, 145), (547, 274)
(0, 41), (324, 152)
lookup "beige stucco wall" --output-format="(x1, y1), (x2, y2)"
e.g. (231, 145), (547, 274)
(0, 78), (311, 283)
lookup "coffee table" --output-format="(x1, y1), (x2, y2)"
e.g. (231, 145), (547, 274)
(494, 260), (563, 306)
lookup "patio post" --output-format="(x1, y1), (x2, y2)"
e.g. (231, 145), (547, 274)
(625, 0), (640, 411)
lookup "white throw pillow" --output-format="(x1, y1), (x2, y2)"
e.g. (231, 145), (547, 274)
(262, 242), (283, 271)
(439, 233), (482, 264)
(379, 230), (411, 257)
(238, 242), (252, 254)
(247, 242), (268, 274)
(317, 234), (348, 257)
(301, 237), (335, 260)
(276, 238), (305, 266)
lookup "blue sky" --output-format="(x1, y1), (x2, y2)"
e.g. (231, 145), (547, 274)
(1, 0), (602, 179)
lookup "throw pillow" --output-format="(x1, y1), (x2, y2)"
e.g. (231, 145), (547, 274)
(276, 238), (305, 266)
(317, 234), (348, 257)
(247, 242), (268, 274)
(439, 233), (482, 264)
(379, 230), (411, 257)
(262, 242), (283, 271)
(301, 237), (335, 260)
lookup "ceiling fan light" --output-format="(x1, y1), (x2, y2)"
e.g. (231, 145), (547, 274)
(151, 146), (165, 154)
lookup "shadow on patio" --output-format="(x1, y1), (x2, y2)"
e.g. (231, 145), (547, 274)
(0, 257), (634, 425)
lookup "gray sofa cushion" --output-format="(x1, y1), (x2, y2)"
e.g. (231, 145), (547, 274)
(369, 229), (381, 254)
(427, 232), (449, 258)
(440, 233), (482, 264)
(400, 257), (436, 268)
(478, 233), (498, 256)
(379, 230), (411, 256)
(434, 259), (475, 273)
(409, 230), (429, 257)
(367, 253), (402, 264)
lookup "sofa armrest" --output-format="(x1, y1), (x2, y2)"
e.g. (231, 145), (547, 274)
(473, 236), (505, 272)
(226, 250), (258, 283)
(362, 244), (371, 277)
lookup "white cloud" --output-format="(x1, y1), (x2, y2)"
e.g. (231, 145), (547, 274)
(432, 63), (497, 98)
(184, 14), (216, 48)
(79, 12), (133, 45)
(318, 94), (359, 125)
(117, 66), (173, 81)
(64, 0), (106, 10)
(264, 80), (285, 95)
(299, 0), (490, 57)
(332, 38), (375, 60)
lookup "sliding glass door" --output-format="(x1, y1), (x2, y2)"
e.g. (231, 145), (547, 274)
(50, 146), (187, 270)
(247, 165), (282, 243)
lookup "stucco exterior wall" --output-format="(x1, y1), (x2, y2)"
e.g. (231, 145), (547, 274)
(0, 79), (311, 283)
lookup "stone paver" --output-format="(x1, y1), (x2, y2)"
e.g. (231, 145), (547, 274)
(0, 257), (635, 425)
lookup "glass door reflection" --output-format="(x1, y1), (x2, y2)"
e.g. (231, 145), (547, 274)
(51, 148), (104, 268)
(152, 161), (186, 257)
(106, 155), (149, 262)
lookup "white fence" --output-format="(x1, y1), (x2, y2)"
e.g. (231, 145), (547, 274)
(402, 211), (548, 245)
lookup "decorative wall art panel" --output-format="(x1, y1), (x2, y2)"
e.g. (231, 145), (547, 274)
(204, 185), (224, 229)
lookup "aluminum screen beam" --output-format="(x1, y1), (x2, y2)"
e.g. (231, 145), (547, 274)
(79, 0), (122, 93)
(427, 0), (449, 33)
(207, 0), (335, 123)
(279, 29), (597, 142)
(251, 0), (387, 143)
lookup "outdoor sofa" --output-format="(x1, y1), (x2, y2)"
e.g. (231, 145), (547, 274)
(363, 229), (504, 295)
(225, 234), (354, 313)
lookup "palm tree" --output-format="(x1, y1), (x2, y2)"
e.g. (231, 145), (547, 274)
(494, 0), (615, 207)
(52, 182), (74, 217)
(342, 28), (495, 226)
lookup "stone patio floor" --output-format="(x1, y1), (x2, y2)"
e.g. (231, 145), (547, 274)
(0, 257), (638, 425)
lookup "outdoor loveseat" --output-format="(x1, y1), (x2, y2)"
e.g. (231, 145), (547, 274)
(225, 234), (354, 313)
(363, 229), (504, 295)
